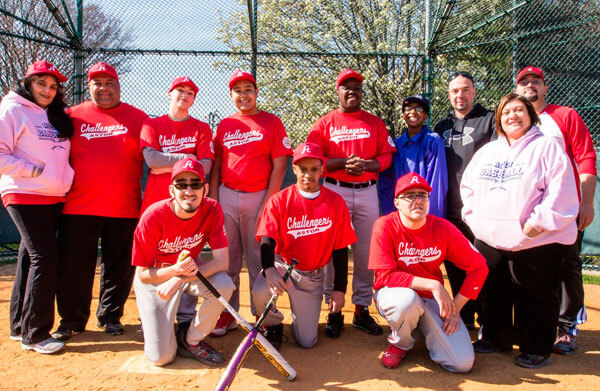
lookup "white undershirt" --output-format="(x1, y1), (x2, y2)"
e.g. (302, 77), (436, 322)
(298, 187), (320, 199)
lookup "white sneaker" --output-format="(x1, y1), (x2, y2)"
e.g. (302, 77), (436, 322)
(10, 334), (22, 341)
(22, 337), (65, 354)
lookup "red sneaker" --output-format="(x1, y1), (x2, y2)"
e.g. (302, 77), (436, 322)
(381, 344), (408, 369)
(209, 312), (238, 337)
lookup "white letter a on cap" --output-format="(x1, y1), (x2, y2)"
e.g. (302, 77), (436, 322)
(410, 176), (420, 184)
(184, 160), (194, 169)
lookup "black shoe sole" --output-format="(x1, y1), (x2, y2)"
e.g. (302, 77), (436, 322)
(352, 322), (383, 335)
(514, 356), (552, 368)
(177, 346), (226, 367)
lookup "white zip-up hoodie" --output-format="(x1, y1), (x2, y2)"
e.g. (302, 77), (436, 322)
(0, 91), (74, 197)
(460, 126), (578, 251)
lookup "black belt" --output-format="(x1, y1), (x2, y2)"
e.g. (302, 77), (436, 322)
(325, 177), (376, 189)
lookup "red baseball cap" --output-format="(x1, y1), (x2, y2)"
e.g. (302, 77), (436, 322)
(171, 158), (206, 182)
(25, 60), (67, 83)
(394, 172), (432, 198)
(516, 66), (545, 84)
(336, 68), (363, 89)
(228, 70), (256, 90)
(292, 142), (325, 164)
(169, 76), (198, 95)
(88, 61), (119, 82)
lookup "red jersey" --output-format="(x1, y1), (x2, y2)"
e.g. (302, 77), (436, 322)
(257, 185), (357, 271)
(538, 104), (597, 200)
(307, 109), (396, 182)
(213, 111), (292, 192)
(369, 213), (487, 300)
(132, 198), (228, 268)
(140, 115), (214, 212)
(65, 101), (148, 218)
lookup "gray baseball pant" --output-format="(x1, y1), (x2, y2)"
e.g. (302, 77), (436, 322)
(133, 272), (234, 366)
(219, 184), (266, 315)
(374, 286), (474, 373)
(323, 182), (379, 307)
(252, 260), (324, 348)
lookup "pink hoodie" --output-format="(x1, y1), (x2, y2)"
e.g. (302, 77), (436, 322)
(0, 91), (74, 197)
(460, 126), (578, 251)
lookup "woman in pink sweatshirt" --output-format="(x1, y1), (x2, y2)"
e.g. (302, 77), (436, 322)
(461, 93), (578, 369)
(0, 60), (74, 354)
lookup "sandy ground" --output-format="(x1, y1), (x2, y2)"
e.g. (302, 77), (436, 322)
(1, 260), (599, 391)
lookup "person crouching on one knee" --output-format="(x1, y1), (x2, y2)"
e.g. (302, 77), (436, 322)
(368, 172), (488, 372)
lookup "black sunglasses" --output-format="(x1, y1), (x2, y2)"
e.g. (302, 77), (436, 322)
(173, 181), (204, 191)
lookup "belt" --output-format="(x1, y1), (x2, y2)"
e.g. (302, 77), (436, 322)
(325, 177), (376, 189)
(296, 268), (323, 277)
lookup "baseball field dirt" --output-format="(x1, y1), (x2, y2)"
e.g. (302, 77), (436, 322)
(1, 260), (599, 390)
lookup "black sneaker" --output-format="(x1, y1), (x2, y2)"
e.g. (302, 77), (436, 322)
(352, 306), (383, 335)
(98, 321), (124, 336)
(178, 337), (226, 367)
(325, 311), (344, 338)
(473, 339), (512, 354)
(514, 353), (552, 368)
(263, 323), (284, 350)
(51, 326), (83, 342)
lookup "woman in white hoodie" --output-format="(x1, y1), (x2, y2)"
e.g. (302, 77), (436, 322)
(461, 93), (578, 369)
(0, 60), (74, 354)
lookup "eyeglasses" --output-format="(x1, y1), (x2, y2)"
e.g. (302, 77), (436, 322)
(397, 193), (430, 202)
(403, 106), (426, 113)
(173, 181), (204, 191)
(517, 78), (544, 87)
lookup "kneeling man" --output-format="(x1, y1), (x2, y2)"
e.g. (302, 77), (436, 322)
(369, 172), (488, 372)
(252, 142), (357, 349)
(132, 158), (234, 366)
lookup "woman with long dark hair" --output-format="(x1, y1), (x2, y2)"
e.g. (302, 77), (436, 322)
(0, 60), (74, 354)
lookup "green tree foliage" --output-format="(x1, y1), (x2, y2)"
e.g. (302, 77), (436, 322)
(0, 0), (133, 103)
(218, 0), (426, 143)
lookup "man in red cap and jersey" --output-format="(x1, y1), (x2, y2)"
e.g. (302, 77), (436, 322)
(369, 172), (488, 372)
(53, 62), (148, 340)
(307, 68), (396, 338)
(252, 142), (356, 349)
(132, 157), (233, 367)
(514, 66), (597, 355)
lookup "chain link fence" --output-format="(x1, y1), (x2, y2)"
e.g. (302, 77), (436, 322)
(1, 0), (598, 266)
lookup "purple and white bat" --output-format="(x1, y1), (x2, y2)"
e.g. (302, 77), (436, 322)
(214, 259), (298, 391)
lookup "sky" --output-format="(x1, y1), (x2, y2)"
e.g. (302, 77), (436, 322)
(86, 0), (249, 125)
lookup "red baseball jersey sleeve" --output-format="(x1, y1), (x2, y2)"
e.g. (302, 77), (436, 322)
(64, 101), (148, 218)
(539, 104), (597, 200)
(213, 111), (292, 192)
(307, 109), (396, 182)
(369, 213), (488, 300)
(257, 185), (357, 271)
(132, 198), (228, 268)
(140, 115), (214, 212)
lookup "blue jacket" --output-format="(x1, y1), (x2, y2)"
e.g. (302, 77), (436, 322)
(378, 126), (448, 217)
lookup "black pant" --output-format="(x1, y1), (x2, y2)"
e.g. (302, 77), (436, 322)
(7, 203), (62, 344)
(56, 214), (137, 330)
(475, 240), (568, 356)
(444, 217), (481, 325)
(558, 230), (585, 334)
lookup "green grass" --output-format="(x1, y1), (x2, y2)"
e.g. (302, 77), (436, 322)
(583, 274), (600, 286)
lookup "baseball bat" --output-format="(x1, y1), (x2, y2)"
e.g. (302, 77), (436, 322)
(194, 269), (297, 381)
(214, 259), (297, 391)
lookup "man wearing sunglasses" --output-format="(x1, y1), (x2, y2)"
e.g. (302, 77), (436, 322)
(433, 71), (496, 330)
(369, 172), (487, 372)
(379, 94), (447, 218)
(131, 158), (234, 367)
